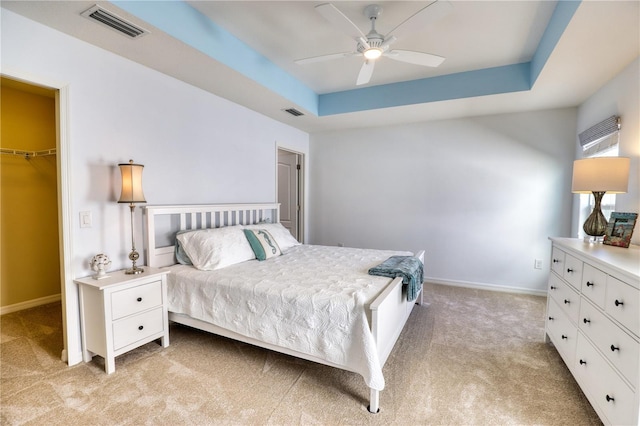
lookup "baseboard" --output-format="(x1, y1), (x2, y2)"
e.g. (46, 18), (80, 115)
(0, 294), (62, 315)
(426, 277), (547, 297)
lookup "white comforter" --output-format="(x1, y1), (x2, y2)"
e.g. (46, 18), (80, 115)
(167, 245), (411, 391)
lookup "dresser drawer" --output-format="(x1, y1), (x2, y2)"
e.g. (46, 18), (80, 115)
(548, 273), (580, 324)
(551, 247), (565, 276)
(113, 307), (164, 350)
(579, 298), (639, 388)
(562, 254), (583, 290)
(581, 264), (607, 309)
(111, 280), (163, 320)
(605, 276), (640, 336)
(546, 298), (577, 367)
(575, 333), (636, 426)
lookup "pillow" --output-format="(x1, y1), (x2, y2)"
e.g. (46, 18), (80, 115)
(174, 230), (194, 265)
(176, 226), (255, 270)
(243, 222), (300, 251)
(243, 229), (282, 261)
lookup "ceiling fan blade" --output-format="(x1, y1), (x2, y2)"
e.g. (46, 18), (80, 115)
(356, 60), (375, 86)
(315, 3), (367, 41)
(387, 0), (453, 39)
(295, 52), (356, 65)
(385, 50), (445, 67)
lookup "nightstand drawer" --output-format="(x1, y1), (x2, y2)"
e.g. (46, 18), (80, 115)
(113, 307), (164, 350)
(111, 280), (163, 320)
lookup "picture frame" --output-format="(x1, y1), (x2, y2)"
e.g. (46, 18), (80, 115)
(603, 212), (638, 248)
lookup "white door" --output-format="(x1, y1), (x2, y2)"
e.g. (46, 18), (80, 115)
(277, 149), (301, 242)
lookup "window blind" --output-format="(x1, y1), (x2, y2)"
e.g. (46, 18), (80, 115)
(579, 115), (620, 156)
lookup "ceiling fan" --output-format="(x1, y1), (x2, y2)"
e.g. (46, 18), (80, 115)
(295, 1), (452, 86)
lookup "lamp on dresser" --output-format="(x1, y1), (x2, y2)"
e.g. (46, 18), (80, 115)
(118, 159), (146, 274)
(571, 157), (630, 239)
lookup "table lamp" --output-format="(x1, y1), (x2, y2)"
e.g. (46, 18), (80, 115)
(118, 159), (146, 274)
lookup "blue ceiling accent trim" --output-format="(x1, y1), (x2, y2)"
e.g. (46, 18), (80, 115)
(319, 63), (531, 115)
(113, 0), (577, 118)
(112, 0), (319, 115)
(530, 0), (581, 87)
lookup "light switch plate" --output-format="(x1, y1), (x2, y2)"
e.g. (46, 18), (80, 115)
(80, 211), (92, 228)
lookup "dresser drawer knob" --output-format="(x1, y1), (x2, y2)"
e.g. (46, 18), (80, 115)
(137, 297), (143, 302)
(564, 299), (570, 305)
(553, 259), (560, 263)
(583, 318), (590, 324)
(138, 325), (144, 331)
(606, 395), (615, 402)
(610, 344), (619, 352)
(566, 268), (574, 273)
(548, 316), (554, 321)
(586, 281), (594, 287)
(614, 299), (624, 307)
(550, 286), (556, 290)
(579, 359), (587, 365)
(561, 335), (568, 340)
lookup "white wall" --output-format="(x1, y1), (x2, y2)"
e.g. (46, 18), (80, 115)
(309, 108), (578, 294)
(2, 9), (309, 364)
(573, 58), (640, 244)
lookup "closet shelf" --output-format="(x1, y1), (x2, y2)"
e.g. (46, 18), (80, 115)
(0, 148), (56, 159)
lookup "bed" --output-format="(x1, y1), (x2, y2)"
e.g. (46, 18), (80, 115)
(144, 203), (425, 413)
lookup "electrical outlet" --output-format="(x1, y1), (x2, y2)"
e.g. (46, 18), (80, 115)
(534, 259), (543, 269)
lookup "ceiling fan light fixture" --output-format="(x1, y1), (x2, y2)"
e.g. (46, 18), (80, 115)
(363, 48), (382, 60)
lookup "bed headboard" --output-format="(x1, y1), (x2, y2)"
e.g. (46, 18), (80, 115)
(144, 203), (280, 268)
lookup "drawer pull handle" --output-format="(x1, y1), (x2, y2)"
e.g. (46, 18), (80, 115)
(548, 316), (554, 321)
(561, 335), (568, 340)
(610, 344), (619, 352)
(138, 325), (144, 331)
(553, 259), (560, 263)
(614, 299), (624, 307)
(563, 299), (570, 305)
(583, 318), (590, 324)
(579, 359), (587, 365)
(606, 395), (614, 403)
(550, 286), (556, 290)
(566, 268), (574, 273)
(586, 281), (594, 287)
(137, 297), (143, 302)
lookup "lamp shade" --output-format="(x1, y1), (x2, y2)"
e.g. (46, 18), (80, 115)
(118, 160), (146, 203)
(571, 157), (630, 194)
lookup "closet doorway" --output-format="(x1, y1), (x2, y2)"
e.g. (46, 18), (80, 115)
(277, 148), (304, 243)
(1, 74), (74, 364)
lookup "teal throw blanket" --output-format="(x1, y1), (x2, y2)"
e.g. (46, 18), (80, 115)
(368, 256), (424, 302)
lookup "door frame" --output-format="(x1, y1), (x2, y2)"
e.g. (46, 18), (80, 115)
(276, 146), (305, 243)
(2, 68), (78, 365)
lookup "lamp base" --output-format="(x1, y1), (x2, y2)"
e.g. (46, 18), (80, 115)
(124, 266), (144, 275)
(582, 191), (608, 237)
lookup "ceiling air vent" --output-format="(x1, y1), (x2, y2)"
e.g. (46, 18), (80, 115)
(81, 5), (149, 38)
(283, 108), (304, 117)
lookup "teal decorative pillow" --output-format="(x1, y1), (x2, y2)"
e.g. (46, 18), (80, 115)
(243, 229), (281, 261)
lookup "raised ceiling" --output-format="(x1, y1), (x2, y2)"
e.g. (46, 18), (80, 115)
(2, 1), (639, 132)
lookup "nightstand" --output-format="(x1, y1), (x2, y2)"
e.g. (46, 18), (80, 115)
(75, 267), (170, 374)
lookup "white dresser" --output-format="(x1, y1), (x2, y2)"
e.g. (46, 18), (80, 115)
(545, 238), (640, 425)
(75, 267), (170, 374)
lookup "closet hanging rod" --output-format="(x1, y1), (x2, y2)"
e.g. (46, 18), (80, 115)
(0, 148), (56, 159)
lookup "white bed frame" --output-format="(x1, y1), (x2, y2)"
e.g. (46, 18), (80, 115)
(144, 203), (424, 413)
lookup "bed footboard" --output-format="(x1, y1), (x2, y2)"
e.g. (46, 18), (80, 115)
(368, 250), (425, 413)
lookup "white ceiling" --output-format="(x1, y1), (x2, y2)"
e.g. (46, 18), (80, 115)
(3, 1), (639, 133)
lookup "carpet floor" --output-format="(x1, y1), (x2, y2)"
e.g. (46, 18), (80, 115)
(1, 283), (601, 425)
